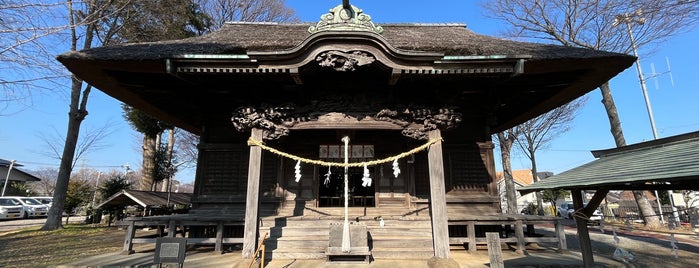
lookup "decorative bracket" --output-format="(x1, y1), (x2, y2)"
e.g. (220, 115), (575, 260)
(308, 4), (384, 34)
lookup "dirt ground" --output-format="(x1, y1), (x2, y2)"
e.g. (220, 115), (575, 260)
(1, 221), (698, 268)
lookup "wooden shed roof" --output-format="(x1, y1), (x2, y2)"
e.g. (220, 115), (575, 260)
(0, 159), (40, 182)
(518, 131), (699, 194)
(97, 190), (191, 209)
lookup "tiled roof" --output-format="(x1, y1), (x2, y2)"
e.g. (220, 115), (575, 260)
(519, 131), (699, 193)
(495, 169), (534, 186)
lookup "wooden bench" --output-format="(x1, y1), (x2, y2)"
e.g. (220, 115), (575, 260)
(118, 214), (245, 255)
(448, 214), (567, 254)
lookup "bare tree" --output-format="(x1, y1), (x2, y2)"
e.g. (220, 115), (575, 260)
(30, 167), (59, 196)
(484, 0), (698, 228)
(37, 122), (114, 169)
(0, 2), (71, 111)
(495, 129), (520, 214)
(514, 98), (586, 215)
(199, 0), (298, 29)
(175, 130), (199, 169)
(42, 0), (130, 230)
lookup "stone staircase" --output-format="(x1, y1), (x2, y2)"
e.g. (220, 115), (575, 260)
(259, 203), (434, 260)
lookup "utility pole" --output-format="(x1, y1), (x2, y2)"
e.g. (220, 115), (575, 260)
(2, 160), (17, 197)
(91, 171), (102, 208)
(614, 10), (680, 225)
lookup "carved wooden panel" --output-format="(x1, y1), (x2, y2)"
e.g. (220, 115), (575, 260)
(198, 145), (249, 196)
(444, 144), (490, 192)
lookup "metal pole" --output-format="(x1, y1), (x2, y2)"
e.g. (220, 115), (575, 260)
(341, 136), (351, 252)
(91, 172), (102, 208)
(622, 16), (680, 224)
(1, 160), (16, 196)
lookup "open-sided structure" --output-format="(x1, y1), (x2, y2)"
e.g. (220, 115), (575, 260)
(520, 130), (699, 267)
(57, 2), (634, 262)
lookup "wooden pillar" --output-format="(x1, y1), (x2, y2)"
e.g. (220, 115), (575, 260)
(121, 220), (136, 255)
(514, 220), (526, 254)
(242, 128), (263, 259)
(555, 219), (568, 252)
(427, 130), (450, 259)
(572, 190), (594, 268)
(467, 221), (476, 252)
(167, 220), (176, 238)
(215, 222), (224, 254)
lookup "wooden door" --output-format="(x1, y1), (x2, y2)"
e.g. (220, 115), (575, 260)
(376, 159), (408, 207)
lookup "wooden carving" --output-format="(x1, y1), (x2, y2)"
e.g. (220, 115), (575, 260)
(231, 103), (462, 140)
(316, 51), (375, 71)
(375, 108), (463, 140)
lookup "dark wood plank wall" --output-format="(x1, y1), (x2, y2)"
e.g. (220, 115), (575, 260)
(193, 143), (249, 199)
(190, 128), (498, 214)
(444, 144), (491, 193)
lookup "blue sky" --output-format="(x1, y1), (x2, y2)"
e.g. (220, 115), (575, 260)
(1, 0), (698, 183)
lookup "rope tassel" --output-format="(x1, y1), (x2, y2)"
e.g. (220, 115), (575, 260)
(294, 160), (301, 182)
(361, 164), (372, 187)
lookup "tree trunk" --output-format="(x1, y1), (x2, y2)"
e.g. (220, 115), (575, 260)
(599, 82), (660, 227)
(140, 133), (157, 191)
(529, 148), (544, 215)
(599, 82), (626, 147)
(42, 0), (93, 230)
(497, 132), (518, 214)
(42, 77), (90, 230)
(160, 129), (175, 192)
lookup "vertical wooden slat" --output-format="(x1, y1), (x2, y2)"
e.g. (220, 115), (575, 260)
(427, 130), (450, 259)
(242, 128), (263, 259)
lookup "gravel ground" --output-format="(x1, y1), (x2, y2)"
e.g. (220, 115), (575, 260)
(541, 224), (699, 268)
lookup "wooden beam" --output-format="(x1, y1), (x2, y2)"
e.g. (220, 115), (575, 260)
(427, 130), (450, 259)
(242, 128), (263, 259)
(572, 190), (594, 268)
(583, 190), (609, 217)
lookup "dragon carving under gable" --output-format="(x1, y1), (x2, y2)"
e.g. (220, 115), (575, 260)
(231, 102), (462, 140)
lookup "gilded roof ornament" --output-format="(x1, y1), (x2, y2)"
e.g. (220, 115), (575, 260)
(308, 2), (384, 34)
